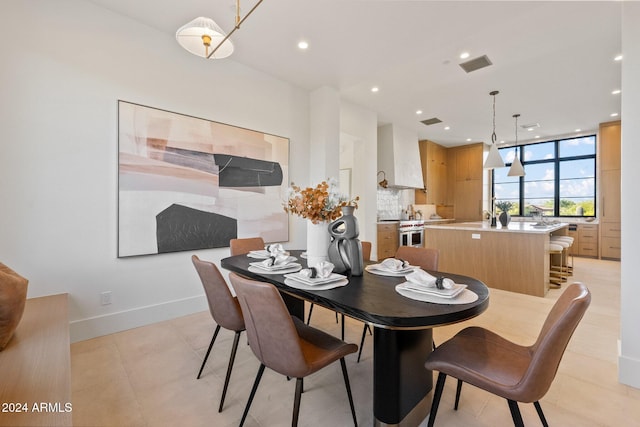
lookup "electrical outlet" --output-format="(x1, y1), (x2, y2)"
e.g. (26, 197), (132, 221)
(100, 291), (112, 305)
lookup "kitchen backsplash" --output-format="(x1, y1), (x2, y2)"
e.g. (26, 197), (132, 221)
(377, 188), (419, 220)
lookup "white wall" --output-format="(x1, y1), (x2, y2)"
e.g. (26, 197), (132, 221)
(619, 1), (640, 389)
(0, 1), (309, 341)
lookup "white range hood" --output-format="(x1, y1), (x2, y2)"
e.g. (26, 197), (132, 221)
(377, 123), (424, 189)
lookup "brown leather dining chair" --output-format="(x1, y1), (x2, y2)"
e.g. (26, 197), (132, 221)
(229, 273), (359, 427)
(357, 245), (439, 362)
(229, 237), (265, 256)
(425, 282), (591, 427)
(191, 255), (245, 413)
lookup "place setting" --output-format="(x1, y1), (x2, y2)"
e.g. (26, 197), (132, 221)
(365, 257), (418, 277)
(248, 252), (302, 275)
(395, 269), (478, 304)
(284, 261), (349, 291)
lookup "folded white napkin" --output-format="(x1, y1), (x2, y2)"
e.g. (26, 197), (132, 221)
(300, 261), (334, 279)
(260, 254), (296, 267)
(405, 269), (455, 290)
(265, 243), (286, 255)
(380, 258), (410, 271)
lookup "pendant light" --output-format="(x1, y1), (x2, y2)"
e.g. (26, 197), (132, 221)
(508, 114), (526, 177)
(176, 0), (264, 59)
(483, 90), (505, 169)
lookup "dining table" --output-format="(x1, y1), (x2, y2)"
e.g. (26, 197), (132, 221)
(221, 250), (490, 427)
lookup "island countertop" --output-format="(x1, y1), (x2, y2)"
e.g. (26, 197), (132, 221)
(424, 221), (568, 234)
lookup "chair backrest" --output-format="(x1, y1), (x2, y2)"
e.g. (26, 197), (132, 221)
(361, 241), (372, 262)
(191, 255), (244, 332)
(230, 237), (265, 256)
(395, 246), (439, 271)
(518, 282), (591, 402)
(229, 273), (308, 378)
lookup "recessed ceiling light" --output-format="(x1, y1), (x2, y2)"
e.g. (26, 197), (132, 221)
(500, 140), (505, 144)
(611, 113), (619, 117)
(612, 89), (621, 95)
(575, 128), (581, 132)
(527, 128), (534, 131)
(444, 126), (450, 130)
(460, 51), (470, 59)
(535, 135), (540, 139)
(371, 87), (379, 93)
(614, 54), (623, 61)
(466, 138), (472, 142)
(297, 41), (309, 50)
(416, 110), (423, 115)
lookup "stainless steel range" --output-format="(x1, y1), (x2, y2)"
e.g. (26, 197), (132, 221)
(398, 220), (425, 247)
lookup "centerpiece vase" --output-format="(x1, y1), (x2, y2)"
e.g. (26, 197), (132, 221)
(306, 220), (331, 267)
(499, 211), (511, 227)
(328, 206), (364, 276)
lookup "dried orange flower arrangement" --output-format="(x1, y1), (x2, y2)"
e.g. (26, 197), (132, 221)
(283, 177), (359, 224)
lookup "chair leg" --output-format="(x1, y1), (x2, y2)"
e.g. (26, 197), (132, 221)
(239, 364), (265, 427)
(507, 399), (525, 427)
(340, 358), (358, 427)
(197, 324), (220, 379)
(341, 314), (345, 340)
(292, 378), (303, 427)
(454, 379), (463, 410)
(218, 330), (241, 412)
(534, 401), (549, 427)
(427, 372), (447, 427)
(357, 324), (368, 363)
(306, 303), (314, 325)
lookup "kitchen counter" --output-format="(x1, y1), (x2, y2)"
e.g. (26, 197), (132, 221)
(425, 221), (567, 234)
(424, 221), (568, 297)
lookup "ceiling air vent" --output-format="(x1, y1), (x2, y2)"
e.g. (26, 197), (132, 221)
(521, 123), (540, 130)
(459, 55), (493, 73)
(420, 117), (442, 126)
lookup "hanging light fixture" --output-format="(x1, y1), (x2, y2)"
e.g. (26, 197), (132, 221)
(176, 0), (264, 59)
(483, 90), (505, 169)
(508, 113), (526, 177)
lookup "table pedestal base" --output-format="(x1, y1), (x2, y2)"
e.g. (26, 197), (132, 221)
(373, 327), (433, 426)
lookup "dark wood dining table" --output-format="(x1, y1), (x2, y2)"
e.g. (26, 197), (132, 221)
(221, 250), (489, 427)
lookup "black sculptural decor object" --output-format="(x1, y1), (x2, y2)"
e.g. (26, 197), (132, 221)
(328, 206), (364, 276)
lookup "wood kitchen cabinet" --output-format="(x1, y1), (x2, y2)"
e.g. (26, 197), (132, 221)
(415, 140), (448, 206)
(450, 143), (483, 221)
(578, 223), (599, 258)
(377, 222), (399, 260)
(599, 120), (621, 260)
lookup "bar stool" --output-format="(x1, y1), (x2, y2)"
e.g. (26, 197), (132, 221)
(549, 242), (567, 288)
(551, 235), (574, 275)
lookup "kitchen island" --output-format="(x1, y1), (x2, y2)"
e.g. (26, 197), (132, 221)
(424, 221), (568, 297)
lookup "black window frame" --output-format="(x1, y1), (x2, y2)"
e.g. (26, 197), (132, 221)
(492, 134), (597, 218)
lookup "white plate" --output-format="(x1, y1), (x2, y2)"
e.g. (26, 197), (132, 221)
(284, 278), (349, 291)
(365, 264), (417, 277)
(249, 261), (301, 271)
(395, 284), (478, 305)
(248, 265), (302, 275)
(283, 272), (347, 286)
(401, 282), (467, 298)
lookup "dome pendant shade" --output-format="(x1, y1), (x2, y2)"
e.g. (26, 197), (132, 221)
(508, 153), (525, 176)
(176, 17), (234, 59)
(484, 141), (505, 169)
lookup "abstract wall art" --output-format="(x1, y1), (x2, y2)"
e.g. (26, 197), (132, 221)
(117, 101), (289, 257)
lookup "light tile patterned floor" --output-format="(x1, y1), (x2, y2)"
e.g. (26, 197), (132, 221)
(71, 257), (639, 426)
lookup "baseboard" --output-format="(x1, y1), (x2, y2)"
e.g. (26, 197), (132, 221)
(69, 295), (208, 343)
(619, 354), (640, 390)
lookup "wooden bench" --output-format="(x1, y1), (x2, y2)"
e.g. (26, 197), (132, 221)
(0, 294), (71, 426)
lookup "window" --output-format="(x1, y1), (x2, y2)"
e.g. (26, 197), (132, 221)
(493, 135), (596, 217)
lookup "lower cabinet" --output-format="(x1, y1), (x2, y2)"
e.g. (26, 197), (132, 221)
(377, 223), (399, 260)
(577, 224), (599, 258)
(601, 222), (621, 259)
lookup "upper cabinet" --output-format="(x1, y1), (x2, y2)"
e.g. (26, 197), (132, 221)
(415, 140), (448, 205)
(377, 124), (424, 189)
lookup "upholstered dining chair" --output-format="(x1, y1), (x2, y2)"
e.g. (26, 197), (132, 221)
(230, 273), (359, 427)
(191, 255), (245, 413)
(306, 241), (372, 341)
(425, 282), (591, 427)
(229, 237), (265, 256)
(356, 245), (440, 363)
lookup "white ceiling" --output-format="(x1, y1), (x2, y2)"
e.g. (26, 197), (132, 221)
(86, 0), (622, 147)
